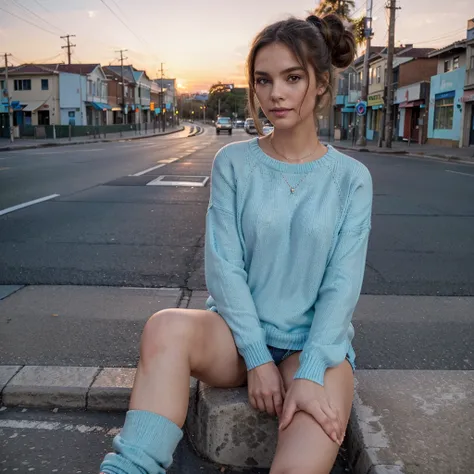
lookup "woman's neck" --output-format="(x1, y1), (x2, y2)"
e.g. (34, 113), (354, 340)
(269, 119), (325, 162)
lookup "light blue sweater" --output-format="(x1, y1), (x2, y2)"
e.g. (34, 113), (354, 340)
(205, 137), (372, 386)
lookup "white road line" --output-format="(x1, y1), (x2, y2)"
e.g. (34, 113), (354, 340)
(131, 164), (165, 176)
(0, 419), (119, 436)
(0, 194), (60, 217)
(446, 170), (474, 178)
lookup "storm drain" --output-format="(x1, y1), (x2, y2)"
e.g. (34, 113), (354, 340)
(146, 175), (209, 187)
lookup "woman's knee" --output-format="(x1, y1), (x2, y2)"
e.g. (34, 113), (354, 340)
(140, 309), (195, 361)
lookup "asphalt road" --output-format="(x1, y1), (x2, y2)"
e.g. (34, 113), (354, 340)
(0, 124), (473, 473)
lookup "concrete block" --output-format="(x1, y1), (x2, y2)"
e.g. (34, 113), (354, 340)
(0, 366), (22, 402)
(369, 466), (405, 474)
(88, 368), (136, 411)
(187, 383), (278, 468)
(3, 366), (99, 409)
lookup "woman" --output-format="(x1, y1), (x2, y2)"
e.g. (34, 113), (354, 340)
(100, 13), (372, 474)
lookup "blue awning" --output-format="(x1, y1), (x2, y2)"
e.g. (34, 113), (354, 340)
(86, 101), (112, 111)
(342, 106), (355, 113)
(435, 91), (455, 100)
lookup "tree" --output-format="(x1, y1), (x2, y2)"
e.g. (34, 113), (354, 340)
(315, 0), (355, 19)
(313, 0), (366, 46)
(206, 83), (248, 120)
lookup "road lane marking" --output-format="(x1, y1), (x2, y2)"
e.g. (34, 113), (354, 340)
(446, 170), (474, 178)
(0, 194), (60, 217)
(0, 419), (120, 436)
(157, 158), (178, 164)
(0, 167), (10, 171)
(130, 164), (165, 176)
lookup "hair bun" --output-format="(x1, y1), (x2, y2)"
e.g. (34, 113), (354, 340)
(307, 13), (355, 69)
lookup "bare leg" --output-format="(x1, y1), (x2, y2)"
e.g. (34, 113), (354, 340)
(100, 308), (246, 474)
(130, 308), (247, 426)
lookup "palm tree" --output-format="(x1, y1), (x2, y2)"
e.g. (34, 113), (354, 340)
(313, 0), (366, 46)
(315, 0), (355, 20)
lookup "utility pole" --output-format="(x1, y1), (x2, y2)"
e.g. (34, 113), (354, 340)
(384, 0), (398, 148)
(160, 62), (165, 132)
(116, 49), (128, 124)
(61, 35), (76, 65)
(3, 53), (13, 143)
(356, 0), (373, 146)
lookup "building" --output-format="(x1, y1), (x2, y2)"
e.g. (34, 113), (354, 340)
(103, 66), (136, 124)
(154, 78), (178, 124)
(58, 71), (87, 126)
(427, 40), (467, 147)
(461, 18), (474, 147)
(0, 64), (61, 132)
(392, 49), (437, 143)
(104, 65), (137, 124)
(56, 64), (110, 126)
(133, 69), (152, 124)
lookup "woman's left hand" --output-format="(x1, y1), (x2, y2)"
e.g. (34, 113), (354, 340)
(278, 378), (344, 446)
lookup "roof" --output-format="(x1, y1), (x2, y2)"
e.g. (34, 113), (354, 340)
(0, 64), (61, 76)
(55, 64), (100, 75)
(354, 46), (384, 66)
(103, 66), (134, 84)
(428, 39), (467, 58)
(105, 65), (136, 83)
(396, 47), (435, 58)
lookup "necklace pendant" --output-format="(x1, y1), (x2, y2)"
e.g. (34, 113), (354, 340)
(290, 188), (295, 194)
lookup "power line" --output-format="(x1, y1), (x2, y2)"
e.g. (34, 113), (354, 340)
(0, 5), (58, 36)
(108, 0), (127, 20)
(10, 0), (65, 35)
(413, 28), (465, 46)
(99, 0), (147, 46)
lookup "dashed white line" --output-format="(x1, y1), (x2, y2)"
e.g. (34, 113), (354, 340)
(0, 194), (60, 217)
(446, 170), (474, 178)
(130, 164), (166, 176)
(0, 419), (119, 436)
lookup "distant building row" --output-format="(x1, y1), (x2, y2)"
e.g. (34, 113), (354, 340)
(0, 63), (177, 133)
(334, 18), (474, 148)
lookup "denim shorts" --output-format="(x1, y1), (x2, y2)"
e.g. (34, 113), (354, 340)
(268, 345), (300, 366)
(268, 345), (356, 373)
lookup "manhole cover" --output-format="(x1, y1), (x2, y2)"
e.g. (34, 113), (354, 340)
(146, 175), (209, 187)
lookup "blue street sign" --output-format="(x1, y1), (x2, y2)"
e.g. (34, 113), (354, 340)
(356, 101), (367, 116)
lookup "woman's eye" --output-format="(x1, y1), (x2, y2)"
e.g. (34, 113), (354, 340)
(255, 78), (269, 85)
(288, 75), (301, 83)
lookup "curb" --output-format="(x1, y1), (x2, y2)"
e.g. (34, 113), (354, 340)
(1, 364), (388, 472)
(333, 144), (474, 166)
(0, 126), (186, 153)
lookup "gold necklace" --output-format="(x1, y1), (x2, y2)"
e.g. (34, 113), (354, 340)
(269, 135), (316, 195)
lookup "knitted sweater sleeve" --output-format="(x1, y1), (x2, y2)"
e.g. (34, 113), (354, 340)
(205, 147), (273, 370)
(294, 165), (373, 386)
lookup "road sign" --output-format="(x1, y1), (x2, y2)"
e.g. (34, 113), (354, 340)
(356, 101), (367, 116)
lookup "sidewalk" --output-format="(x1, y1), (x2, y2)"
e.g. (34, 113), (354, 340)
(1, 285), (473, 473)
(0, 125), (187, 152)
(333, 139), (474, 164)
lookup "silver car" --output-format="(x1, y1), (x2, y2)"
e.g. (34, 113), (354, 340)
(216, 117), (233, 135)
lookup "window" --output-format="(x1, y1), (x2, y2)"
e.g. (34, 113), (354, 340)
(453, 56), (460, 70)
(0, 80), (4, 89)
(41, 79), (49, 90)
(68, 111), (75, 118)
(14, 79), (31, 91)
(444, 60), (451, 72)
(434, 97), (454, 129)
(376, 66), (381, 84)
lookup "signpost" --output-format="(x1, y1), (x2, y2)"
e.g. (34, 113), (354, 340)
(356, 101), (367, 117)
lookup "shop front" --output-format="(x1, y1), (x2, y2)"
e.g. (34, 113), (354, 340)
(461, 90), (474, 146)
(395, 82), (430, 144)
(367, 93), (384, 141)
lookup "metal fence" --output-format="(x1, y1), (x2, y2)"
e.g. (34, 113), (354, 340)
(18, 122), (161, 140)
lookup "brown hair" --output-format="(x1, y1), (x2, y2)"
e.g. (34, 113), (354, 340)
(246, 14), (356, 135)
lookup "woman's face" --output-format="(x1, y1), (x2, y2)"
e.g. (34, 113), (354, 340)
(253, 42), (320, 130)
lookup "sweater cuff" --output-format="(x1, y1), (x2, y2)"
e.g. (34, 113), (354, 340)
(293, 354), (327, 386)
(239, 340), (274, 371)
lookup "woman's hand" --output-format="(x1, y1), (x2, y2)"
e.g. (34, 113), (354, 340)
(247, 362), (286, 417)
(278, 379), (344, 446)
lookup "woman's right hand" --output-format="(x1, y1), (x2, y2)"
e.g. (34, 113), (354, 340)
(247, 362), (286, 417)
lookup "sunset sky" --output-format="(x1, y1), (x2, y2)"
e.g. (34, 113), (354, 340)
(0, 0), (472, 92)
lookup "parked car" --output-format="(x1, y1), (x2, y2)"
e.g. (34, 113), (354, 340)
(234, 120), (245, 128)
(215, 117), (232, 135)
(244, 118), (257, 134)
(262, 124), (274, 135)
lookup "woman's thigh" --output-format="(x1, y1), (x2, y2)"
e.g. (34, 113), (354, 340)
(270, 352), (354, 474)
(184, 309), (247, 388)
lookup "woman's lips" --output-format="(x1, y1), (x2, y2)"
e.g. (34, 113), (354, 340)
(270, 108), (291, 118)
